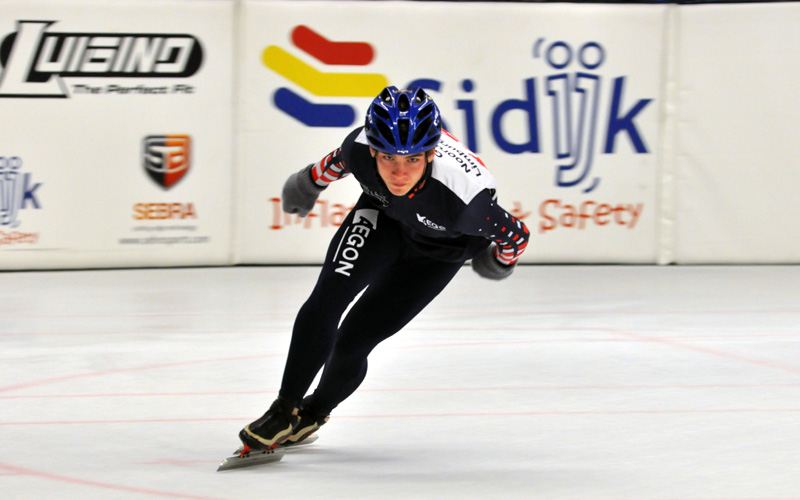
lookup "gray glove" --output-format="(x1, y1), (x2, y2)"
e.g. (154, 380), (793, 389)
(282, 164), (326, 217)
(471, 244), (515, 280)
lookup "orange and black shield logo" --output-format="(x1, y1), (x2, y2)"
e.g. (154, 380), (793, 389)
(142, 135), (191, 189)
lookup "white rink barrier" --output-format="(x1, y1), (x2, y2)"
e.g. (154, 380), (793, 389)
(668, 3), (800, 264)
(2, 0), (799, 269)
(0, 0), (234, 270)
(237, 1), (665, 265)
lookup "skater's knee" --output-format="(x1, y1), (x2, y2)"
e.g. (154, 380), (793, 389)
(331, 334), (373, 363)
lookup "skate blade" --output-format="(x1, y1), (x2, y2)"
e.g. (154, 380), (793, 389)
(230, 433), (318, 455)
(217, 447), (285, 471)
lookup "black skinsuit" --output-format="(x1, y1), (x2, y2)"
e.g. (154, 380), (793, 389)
(279, 127), (529, 412)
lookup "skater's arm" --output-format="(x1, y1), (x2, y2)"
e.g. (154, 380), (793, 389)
(282, 148), (351, 217)
(310, 148), (351, 188)
(458, 190), (530, 280)
(480, 199), (529, 266)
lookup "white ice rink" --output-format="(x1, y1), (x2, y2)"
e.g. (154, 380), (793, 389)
(2, 265), (799, 500)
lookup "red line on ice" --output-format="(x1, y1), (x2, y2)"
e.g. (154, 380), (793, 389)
(0, 462), (226, 500)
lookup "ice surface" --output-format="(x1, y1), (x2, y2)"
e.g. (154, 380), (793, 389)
(2, 265), (799, 500)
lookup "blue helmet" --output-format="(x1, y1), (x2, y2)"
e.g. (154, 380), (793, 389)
(364, 86), (442, 155)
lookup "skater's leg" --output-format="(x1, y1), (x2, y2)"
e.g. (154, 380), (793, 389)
(242, 198), (404, 449)
(310, 255), (464, 412)
(278, 197), (403, 402)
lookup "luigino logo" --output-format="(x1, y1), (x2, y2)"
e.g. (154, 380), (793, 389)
(0, 21), (203, 98)
(143, 135), (191, 189)
(333, 208), (378, 276)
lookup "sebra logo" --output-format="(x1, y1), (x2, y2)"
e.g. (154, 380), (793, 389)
(0, 20), (203, 98)
(142, 135), (192, 189)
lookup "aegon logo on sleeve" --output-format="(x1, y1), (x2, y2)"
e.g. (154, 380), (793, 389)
(0, 20), (203, 98)
(416, 213), (446, 231)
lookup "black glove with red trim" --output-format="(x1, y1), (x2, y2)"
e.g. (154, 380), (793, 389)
(471, 244), (515, 280)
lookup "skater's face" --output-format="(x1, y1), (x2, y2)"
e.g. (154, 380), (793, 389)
(371, 147), (432, 196)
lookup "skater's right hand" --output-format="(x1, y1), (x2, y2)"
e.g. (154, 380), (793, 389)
(282, 164), (326, 217)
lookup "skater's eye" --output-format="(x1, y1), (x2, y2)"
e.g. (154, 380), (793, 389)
(404, 154), (425, 164)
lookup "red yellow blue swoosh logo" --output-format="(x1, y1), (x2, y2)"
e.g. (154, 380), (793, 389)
(263, 26), (389, 126)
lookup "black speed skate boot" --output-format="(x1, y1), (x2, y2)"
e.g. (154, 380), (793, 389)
(284, 395), (330, 446)
(239, 396), (299, 450)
